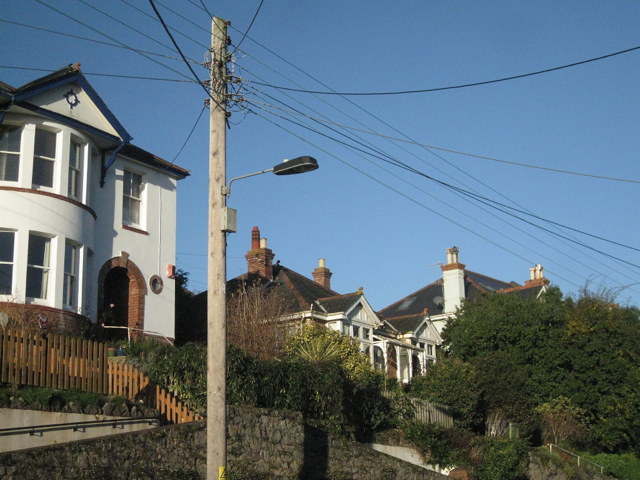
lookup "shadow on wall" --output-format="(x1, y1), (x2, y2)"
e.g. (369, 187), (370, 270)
(301, 424), (329, 480)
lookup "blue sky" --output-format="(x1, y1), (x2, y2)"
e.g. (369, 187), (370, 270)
(2, 1), (639, 309)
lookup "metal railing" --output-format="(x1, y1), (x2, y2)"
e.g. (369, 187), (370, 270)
(549, 444), (605, 474)
(0, 417), (159, 437)
(101, 325), (174, 346)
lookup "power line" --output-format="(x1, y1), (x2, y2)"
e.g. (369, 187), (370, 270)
(171, 103), (207, 163)
(147, 0), (223, 110)
(241, 97), (640, 185)
(248, 106), (582, 288)
(246, 95), (640, 271)
(33, 0), (194, 82)
(0, 18), (198, 63)
(233, 41), (639, 284)
(250, 44), (640, 96)
(0, 65), (197, 83)
(78, 0), (179, 55)
(232, 0), (264, 54)
(119, 0), (210, 51)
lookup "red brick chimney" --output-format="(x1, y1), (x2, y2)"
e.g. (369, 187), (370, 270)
(312, 258), (333, 289)
(245, 227), (275, 280)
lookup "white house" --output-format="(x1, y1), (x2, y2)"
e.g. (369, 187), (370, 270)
(0, 64), (188, 342)
(379, 247), (549, 337)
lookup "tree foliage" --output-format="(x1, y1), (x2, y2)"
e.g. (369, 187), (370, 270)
(408, 357), (481, 429)
(226, 283), (290, 360)
(535, 396), (585, 445)
(438, 284), (640, 453)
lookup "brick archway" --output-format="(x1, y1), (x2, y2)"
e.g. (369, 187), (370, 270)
(98, 253), (146, 336)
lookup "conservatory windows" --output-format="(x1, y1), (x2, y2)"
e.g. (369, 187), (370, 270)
(26, 234), (51, 299)
(0, 231), (15, 295)
(0, 125), (21, 182)
(33, 129), (57, 188)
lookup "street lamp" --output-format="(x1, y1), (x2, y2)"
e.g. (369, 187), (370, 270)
(208, 154), (318, 479)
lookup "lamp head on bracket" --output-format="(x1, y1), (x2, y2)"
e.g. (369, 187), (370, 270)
(272, 156), (319, 176)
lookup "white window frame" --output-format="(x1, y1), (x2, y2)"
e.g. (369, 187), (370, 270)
(63, 242), (78, 309)
(68, 139), (83, 200)
(0, 230), (16, 296)
(122, 169), (144, 227)
(26, 234), (52, 300)
(32, 128), (57, 189)
(0, 124), (21, 183)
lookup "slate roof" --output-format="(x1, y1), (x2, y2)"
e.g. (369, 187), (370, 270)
(379, 269), (547, 321)
(384, 314), (425, 334)
(316, 293), (362, 314)
(378, 280), (444, 319)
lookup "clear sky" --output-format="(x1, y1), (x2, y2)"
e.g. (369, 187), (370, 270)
(2, 1), (639, 310)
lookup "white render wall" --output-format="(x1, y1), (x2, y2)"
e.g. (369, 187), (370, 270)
(0, 111), (180, 340)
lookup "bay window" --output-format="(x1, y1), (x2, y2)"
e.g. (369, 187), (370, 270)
(26, 234), (51, 299)
(0, 231), (15, 295)
(63, 242), (78, 308)
(68, 140), (82, 199)
(33, 129), (56, 188)
(0, 125), (21, 182)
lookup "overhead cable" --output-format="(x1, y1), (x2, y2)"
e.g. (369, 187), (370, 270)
(249, 45), (640, 96)
(33, 0), (194, 82)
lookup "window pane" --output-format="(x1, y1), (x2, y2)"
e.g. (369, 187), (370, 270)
(68, 169), (78, 197)
(123, 170), (132, 196)
(0, 125), (21, 152)
(28, 235), (50, 267)
(0, 153), (20, 181)
(69, 141), (80, 169)
(34, 129), (56, 158)
(131, 172), (142, 198)
(65, 243), (76, 273)
(0, 264), (12, 294)
(33, 158), (54, 187)
(353, 325), (360, 338)
(26, 266), (47, 299)
(0, 231), (14, 263)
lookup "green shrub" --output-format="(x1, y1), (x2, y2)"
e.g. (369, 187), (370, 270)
(475, 437), (529, 480)
(582, 452), (640, 480)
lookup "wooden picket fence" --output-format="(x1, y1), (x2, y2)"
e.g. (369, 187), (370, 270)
(0, 327), (202, 424)
(410, 398), (453, 428)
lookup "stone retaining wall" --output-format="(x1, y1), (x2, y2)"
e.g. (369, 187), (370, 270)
(0, 406), (448, 480)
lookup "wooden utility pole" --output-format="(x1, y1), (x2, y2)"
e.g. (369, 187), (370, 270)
(207, 16), (228, 480)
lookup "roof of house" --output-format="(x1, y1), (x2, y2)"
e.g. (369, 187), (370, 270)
(379, 269), (546, 320)
(384, 314), (425, 334)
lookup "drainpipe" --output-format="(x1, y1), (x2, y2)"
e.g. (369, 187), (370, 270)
(100, 141), (127, 187)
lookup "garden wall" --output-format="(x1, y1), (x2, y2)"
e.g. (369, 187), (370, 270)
(0, 405), (448, 480)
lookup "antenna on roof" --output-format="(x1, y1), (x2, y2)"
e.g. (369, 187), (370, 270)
(427, 263), (443, 267)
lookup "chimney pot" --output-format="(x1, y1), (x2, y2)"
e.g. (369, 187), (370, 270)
(312, 258), (332, 289)
(251, 227), (260, 250)
(260, 238), (267, 249)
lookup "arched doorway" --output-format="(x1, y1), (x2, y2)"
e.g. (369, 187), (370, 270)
(412, 354), (422, 378)
(103, 267), (129, 340)
(98, 253), (146, 339)
(373, 346), (385, 371)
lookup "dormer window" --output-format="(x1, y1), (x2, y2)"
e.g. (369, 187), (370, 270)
(33, 129), (57, 188)
(0, 125), (21, 182)
(123, 169), (143, 226)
